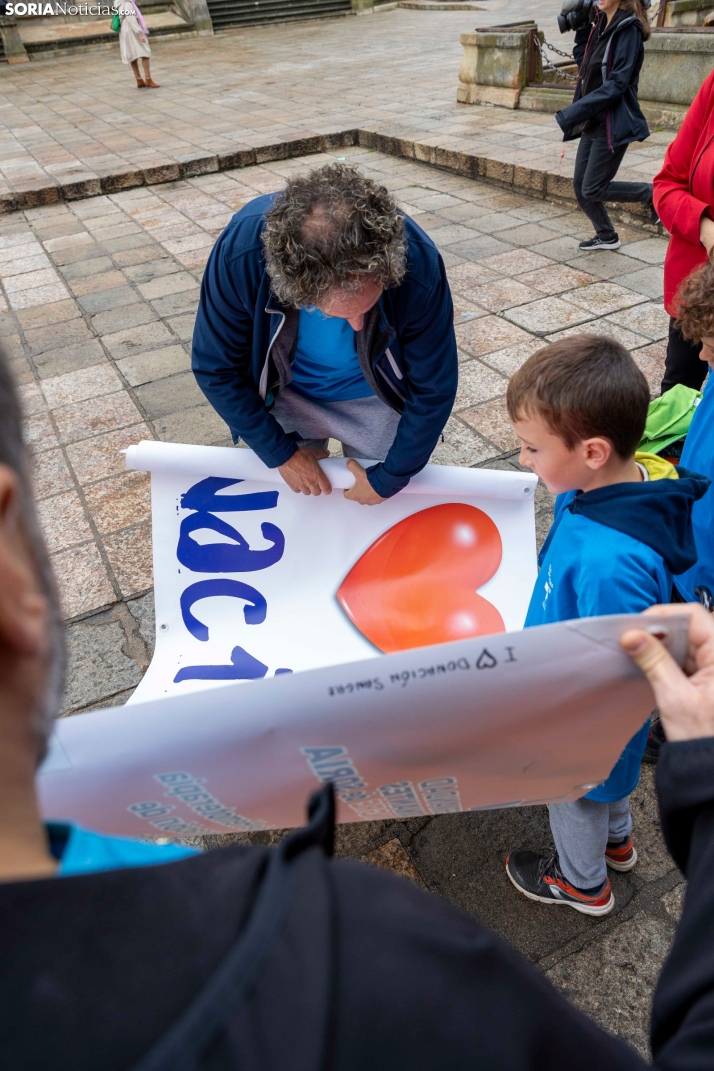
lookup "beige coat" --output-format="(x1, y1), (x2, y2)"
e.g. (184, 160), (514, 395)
(115, 1), (150, 64)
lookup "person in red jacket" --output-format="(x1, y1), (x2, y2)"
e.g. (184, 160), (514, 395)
(653, 69), (714, 392)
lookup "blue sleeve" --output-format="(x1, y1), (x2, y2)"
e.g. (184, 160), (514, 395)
(366, 255), (458, 498)
(191, 231), (297, 469)
(575, 546), (667, 619)
(556, 25), (641, 130)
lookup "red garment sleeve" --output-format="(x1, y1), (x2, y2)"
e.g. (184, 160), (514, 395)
(653, 70), (714, 245)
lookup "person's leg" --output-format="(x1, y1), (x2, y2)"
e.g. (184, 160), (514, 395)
(605, 796), (638, 871)
(141, 57), (159, 87)
(271, 390), (400, 463)
(662, 317), (707, 392)
(548, 797), (609, 890)
(574, 135), (621, 242)
(333, 396), (401, 462)
(607, 796), (632, 842)
(506, 797), (614, 914)
(130, 59), (144, 87)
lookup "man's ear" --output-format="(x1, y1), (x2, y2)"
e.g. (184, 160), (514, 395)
(0, 465), (47, 659)
(582, 437), (613, 471)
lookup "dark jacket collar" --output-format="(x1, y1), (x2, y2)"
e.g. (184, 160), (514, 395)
(566, 467), (711, 575)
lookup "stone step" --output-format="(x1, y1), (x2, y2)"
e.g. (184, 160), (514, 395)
(16, 9), (195, 53)
(205, 0), (350, 31)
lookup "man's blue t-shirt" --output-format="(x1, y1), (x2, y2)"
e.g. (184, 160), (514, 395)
(48, 822), (198, 877)
(290, 308), (374, 402)
(676, 373), (713, 601)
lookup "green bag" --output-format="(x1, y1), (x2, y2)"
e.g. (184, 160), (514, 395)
(639, 383), (703, 457)
(111, 11), (121, 31)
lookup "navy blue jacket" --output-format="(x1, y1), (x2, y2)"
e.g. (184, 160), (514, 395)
(191, 195), (458, 499)
(556, 12), (649, 152)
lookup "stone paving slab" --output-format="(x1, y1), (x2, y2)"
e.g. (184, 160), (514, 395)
(0, 9), (674, 211)
(1, 147), (677, 1058)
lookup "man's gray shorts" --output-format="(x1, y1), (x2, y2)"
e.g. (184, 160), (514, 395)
(270, 387), (401, 462)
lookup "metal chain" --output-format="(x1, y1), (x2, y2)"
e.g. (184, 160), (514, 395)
(542, 39), (576, 60)
(534, 35), (579, 82)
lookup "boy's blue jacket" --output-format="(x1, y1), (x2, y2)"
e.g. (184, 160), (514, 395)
(191, 194), (458, 499)
(526, 464), (710, 802)
(676, 374), (714, 602)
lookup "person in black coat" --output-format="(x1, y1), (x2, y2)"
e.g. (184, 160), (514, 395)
(1, 329), (714, 1068)
(556, 0), (657, 251)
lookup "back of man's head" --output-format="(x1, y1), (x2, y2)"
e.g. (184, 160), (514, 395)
(506, 334), (650, 460)
(261, 162), (407, 308)
(0, 350), (65, 761)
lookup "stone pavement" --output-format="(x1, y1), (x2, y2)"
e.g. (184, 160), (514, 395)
(0, 8), (674, 209)
(1, 146), (680, 1057)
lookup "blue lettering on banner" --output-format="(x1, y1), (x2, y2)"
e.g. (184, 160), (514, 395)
(418, 776), (463, 815)
(301, 746), (393, 820)
(128, 800), (214, 835)
(180, 476), (279, 514)
(378, 780), (427, 818)
(154, 771), (266, 831)
(180, 579), (267, 641)
(175, 644), (269, 683)
(173, 477), (289, 682)
(178, 512), (285, 574)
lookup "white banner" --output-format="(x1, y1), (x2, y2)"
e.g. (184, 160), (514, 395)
(39, 614), (686, 836)
(123, 442), (539, 703)
(38, 443), (682, 837)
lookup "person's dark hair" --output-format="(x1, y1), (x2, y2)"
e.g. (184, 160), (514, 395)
(0, 350), (66, 761)
(619, 0), (652, 40)
(675, 258), (714, 344)
(261, 162), (407, 308)
(506, 334), (650, 459)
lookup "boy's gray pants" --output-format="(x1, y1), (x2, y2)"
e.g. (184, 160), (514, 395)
(270, 387), (401, 462)
(549, 795), (632, 890)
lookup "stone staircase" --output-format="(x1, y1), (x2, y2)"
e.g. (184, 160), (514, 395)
(12, 0), (197, 59)
(205, 0), (351, 31)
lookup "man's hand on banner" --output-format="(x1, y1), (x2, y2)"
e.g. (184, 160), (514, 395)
(344, 459), (387, 506)
(279, 447), (332, 496)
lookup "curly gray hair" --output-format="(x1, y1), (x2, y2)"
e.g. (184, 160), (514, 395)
(261, 162), (407, 308)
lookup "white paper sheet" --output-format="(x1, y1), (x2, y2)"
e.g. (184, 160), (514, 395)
(39, 613), (687, 836)
(125, 443), (539, 703)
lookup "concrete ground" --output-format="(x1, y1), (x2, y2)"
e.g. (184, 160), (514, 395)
(0, 7), (672, 206)
(0, 10), (685, 1060)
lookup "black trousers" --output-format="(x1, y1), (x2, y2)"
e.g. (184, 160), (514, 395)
(573, 133), (653, 241)
(662, 318), (706, 393)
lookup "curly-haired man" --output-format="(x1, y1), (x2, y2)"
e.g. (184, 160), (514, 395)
(192, 163), (458, 505)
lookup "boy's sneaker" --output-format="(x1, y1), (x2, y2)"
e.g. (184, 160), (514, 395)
(605, 836), (638, 872)
(578, 235), (621, 251)
(648, 200), (660, 226)
(506, 850), (614, 916)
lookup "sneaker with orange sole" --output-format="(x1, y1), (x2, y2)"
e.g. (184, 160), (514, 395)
(506, 850), (615, 916)
(605, 836), (638, 872)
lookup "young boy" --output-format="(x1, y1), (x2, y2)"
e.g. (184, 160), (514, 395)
(669, 260), (714, 605)
(504, 335), (709, 916)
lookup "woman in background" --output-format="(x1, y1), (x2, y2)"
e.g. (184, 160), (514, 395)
(556, 0), (655, 252)
(114, 0), (159, 89)
(654, 69), (714, 393)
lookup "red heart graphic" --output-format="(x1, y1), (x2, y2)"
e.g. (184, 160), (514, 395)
(337, 503), (505, 653)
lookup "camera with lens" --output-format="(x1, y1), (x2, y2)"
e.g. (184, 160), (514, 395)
(557, 0), (651, 32)
(557, 0), (596, 33)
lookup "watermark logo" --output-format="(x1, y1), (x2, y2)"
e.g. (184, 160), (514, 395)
(5, 3), (112, 14)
